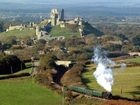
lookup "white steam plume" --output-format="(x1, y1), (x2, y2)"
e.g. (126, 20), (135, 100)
(92, 47), (115, 92)
(120, 63), (126, 71)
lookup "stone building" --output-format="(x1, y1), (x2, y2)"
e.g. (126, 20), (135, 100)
(36, 26), (48, 40)
(50, 9), (65, 26)
(7, 24), (24, 31)
(60, 9), (64, 21)
(50, 9), (59, 26)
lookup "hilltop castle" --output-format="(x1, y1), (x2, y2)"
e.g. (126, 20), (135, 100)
(50, 9), (64, 26)
(36, 8), (84, 40)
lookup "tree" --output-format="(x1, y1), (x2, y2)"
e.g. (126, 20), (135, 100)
(132, 35), (140, 46)
(39, 54), (57, 70)
(104, 44), (122, 51)
(26, 38), (33, 46)
(4, 36), (17, 45)
(0, 22), (4, 32)
(0, 55), (25, 74)
(38, 39), (46, 45)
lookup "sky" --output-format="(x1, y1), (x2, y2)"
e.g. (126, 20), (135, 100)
(0, 0), (140, 7)
(0, 0), (140, 3)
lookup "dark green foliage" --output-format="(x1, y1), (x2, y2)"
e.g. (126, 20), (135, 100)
(38, 39), (46, 45)
(121, 44), (133, 53)
(66, 38), (86, 47)
(133, 46), (140, 52)
(132, 35), (140, 46)
(83, 22), (104, 36)
(104, 44), (122, 51)
(116, 34), (128, 41)
(1, 43), (11, 50)
(108, 52), (129, 58)
(26, 38), (33, 46)
(39, 54), (57, 69)
(0, 22), (4, 32)
(96, 23), (140, 42)
(0, 55), (25, 74)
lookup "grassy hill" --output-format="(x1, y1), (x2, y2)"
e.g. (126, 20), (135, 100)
(49, 23), (104, 38)
(0, 28), (36, 41)
(50, 25), (80, 38)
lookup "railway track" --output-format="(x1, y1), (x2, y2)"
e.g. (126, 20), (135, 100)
(63, 86), (140, 102)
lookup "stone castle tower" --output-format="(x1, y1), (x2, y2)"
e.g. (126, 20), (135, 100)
(36, 26), (41, 40)
(50, 9), (59, 26)
(60, 9), (64, 21)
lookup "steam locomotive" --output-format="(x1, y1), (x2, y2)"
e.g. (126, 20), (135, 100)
(65, 86), (112, 99)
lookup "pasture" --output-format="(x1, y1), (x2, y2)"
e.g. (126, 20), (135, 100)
(82, 57), (140, 100)
(125, 57), (140, 63)
(0, 64), (63, 105)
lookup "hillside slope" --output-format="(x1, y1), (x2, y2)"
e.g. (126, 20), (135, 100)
(0, 28), (36, 41)
(49, 22), (103, 38)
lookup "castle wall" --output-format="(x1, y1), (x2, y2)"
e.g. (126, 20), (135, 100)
(8, 25), (24, 31)
(50, 9), (59, 26)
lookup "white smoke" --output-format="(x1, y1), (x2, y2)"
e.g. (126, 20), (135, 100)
(120, 63), (127, 71)
(92, 47), (115, 92)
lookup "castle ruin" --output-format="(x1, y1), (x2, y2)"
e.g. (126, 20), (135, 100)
(36, 8), (85, 40)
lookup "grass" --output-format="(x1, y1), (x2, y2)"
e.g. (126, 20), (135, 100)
(82, 63), (140, 100)
(0, 62), (103, 105)
(0, 77), (63, 105)
(0, 28), (36, 41)
(0, 63), (63, 105)
(125, 57), (140, 63)
(113, 67), (140, 99)
(50, 26), (80, 38)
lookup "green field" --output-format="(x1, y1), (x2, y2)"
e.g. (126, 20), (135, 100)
(0, 64), (63, 105)
(125, 57), (140, 63)
(0, 77), (62, 105)
(82, 63), (140, 100)
(0, 28), (36, 41)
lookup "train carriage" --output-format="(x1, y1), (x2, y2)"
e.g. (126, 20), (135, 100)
(65, 86), (112, 99)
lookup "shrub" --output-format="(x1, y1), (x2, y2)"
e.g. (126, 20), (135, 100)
(0, 55), (25, 74)
(61, 63), (85, 86)
(39, 54), (57, 70)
